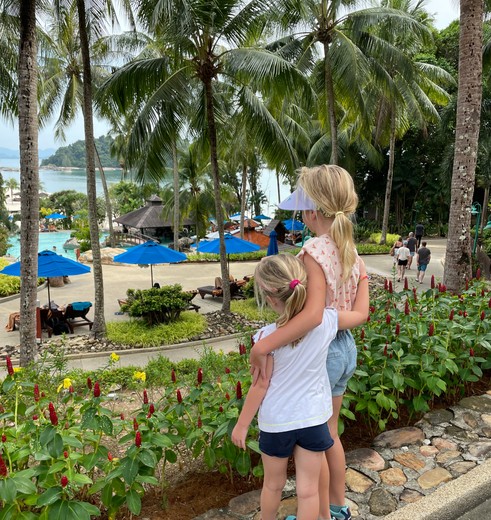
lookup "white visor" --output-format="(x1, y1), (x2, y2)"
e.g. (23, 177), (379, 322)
(278, 186), (317, 210)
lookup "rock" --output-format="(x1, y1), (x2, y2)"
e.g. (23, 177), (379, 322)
(400, 488), (424, 503)
(393, 452), (425, 471)
(372, 427), (424, 449)
(449, 461), (476, 475)
(468, 442), (491, 458)
(417, 467), (452, 489)
(228, 490), (260, 515)
(345, 468), (375, 493)
(459, 395), (491, 414)
(368, 488), (398, 516)
(431, 438), (457, 451)
(424, 408), (453, 425)
(345, 448), (386, 471)
(435, 450), (461, 463)
(379, 468), (407, 486)
(420, 445), (439, 457)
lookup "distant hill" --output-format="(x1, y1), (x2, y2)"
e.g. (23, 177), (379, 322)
(0, 147), (56, 160)
(41, 135), (119, 168)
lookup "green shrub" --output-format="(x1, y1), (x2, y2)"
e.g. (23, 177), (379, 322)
(106, 311), (206, 347)
(368, 232), (401, 245)
(231, 298), (276, 322)
(357, 243), (392, 255)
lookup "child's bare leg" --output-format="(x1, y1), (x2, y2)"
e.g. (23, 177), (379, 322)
(326, 396), (347, 507)
(294, 445), (323, 520)
(260, 453), (288, 520)
(318, 450), (331, 520)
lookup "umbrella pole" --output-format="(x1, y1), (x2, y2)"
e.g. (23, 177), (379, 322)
(150, 265), (154, 287)
(47, 278), (51, 307)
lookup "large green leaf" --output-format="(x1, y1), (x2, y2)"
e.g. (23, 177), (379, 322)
(126, 489), (142, 515)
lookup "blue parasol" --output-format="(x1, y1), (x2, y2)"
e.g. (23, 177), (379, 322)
(197, 233), (260, 269)
(253, 214), (272, 221)
(0, 249), (91, 305)
(267, 229), (279, 256)
(282, 219), (305, 231)
(45, 212), (67, 220)
(113, 240), (187, 286)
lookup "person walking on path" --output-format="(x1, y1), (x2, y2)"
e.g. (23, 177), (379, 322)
(396, 240), (410, 282)
(416, 241), (431, 284)
(406, 232), (417, 270)
(390, 236), (403, 265)
(415, 223), (424, 248)
(231, 253), (367, 520)
(250, 165), (369, 520)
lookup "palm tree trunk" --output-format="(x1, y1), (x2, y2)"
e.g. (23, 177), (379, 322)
(240, 161), (247, 239)
(380, 110), (397, 245)
(77, 0), (106, 336)
(204, 77), (230, 311)
(324, 41), (339, 165)
(481, 186), (489, 231)
(18, 0), (39, 365)
(443, 0), (483, 291)
(95, 145), (115, 247)
(172, 139), (180, 251)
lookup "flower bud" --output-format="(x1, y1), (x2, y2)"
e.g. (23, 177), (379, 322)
(481, 311), (485, 321)
(49, 402), (58, 426)
(384, 279), (388, 290)
(360, 328), (365, 340)
(143, 390), (148, 404)
(470, 347), (475, 357)
(197, 368), (203, 385)
(197, 416), (202, 428)
(147, 403), (155, 418)
(135, 431), (142, 447)
(133, 418), (138, 431)
(93, 382), (100, 398)
(69, 386), (74, 394)
(61, 475), (68, 487)
(225, 392), (230, 401)
(386, 314), (391, 325)
(32, 414), (38, 420)
(225, 367), (231, 374)
(404, 300), (410, 315)
(383, 343), (388, 356)
(236, 381), (242, 400)
(1, 434), (6, 443)
(404, 278), (408, 290)
(239, 343), (246, 355)
(449, 309), (454, 321)
(395, 323), (400, 336)
(0, 454), (7, 477)
(171, 369), (176, 383)
(6, 356), (13, 376)
(219, 406), (224, 412)
(370, 306), (376, 314)
(63, 451), (68, 459)
(34, 384), (40, 402)
(177, 389), (183, 404)
(429, 323), (434, 336)
(476, 268), (481, 280)
(389, 281), (393, 294)
(87, 377), (92, 390)
(120, 413), (125, 420)
(431, 275), (435, 289)
(108, 452), (113, 461)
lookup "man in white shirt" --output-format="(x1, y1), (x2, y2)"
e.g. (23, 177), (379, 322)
(396, 240), (410, 282)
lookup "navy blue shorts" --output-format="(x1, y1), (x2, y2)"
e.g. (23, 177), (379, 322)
(259, 423), (334, 458)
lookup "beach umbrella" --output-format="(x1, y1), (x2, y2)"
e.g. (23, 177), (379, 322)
(267, 230), (279, 256)
(45, 212), (67, 220)
(229, 212), (250, 222)
(113, 240), (187, 286)
(197, 233), (260, 269)
(282, 219), (305, 231)
(0, 249), (91, 305)
(253, 214), (271, 221)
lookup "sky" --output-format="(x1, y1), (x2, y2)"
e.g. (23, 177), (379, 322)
(0, 0), (460, 151)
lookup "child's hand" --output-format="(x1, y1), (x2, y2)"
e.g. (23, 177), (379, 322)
(231, 423), (248, 450)
(249, 346), (268, 384)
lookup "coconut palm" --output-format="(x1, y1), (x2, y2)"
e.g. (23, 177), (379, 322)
(444, 0), (486, 291)
(100, 0), (306, 310)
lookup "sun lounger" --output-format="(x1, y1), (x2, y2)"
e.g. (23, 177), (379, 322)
(197, 281), (245, 299)
(64, 302), (93, 331)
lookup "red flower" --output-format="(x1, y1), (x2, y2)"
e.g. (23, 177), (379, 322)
(225, 392), (230, 401)
(143, 390), (148, 404)
(197, 416), (202, 428)
(481, 311), (485, 321)
(108, 453), (113, 461)
(177, 389), (183, 404)
(219, 406), (223, 413)
(34, 384), (40, 402)
(429, 323), (434, 337)
(197, 368), (203, 385)
(1, 434), (6, 443)
(482, 289), (485, 297)
(404, 278), (408, 290)
(431, 275), (435, 289)
(239, 343), (246, 355)
(404, 300), (410, 315)
(0, 454), (7, 477)
(366, 315), (371, 323)
(63, 451), (68, 459)
(383, 343), (388, 356)
(60, 475), (68, 487)
(384, 279), (388, 291)
(171, 369), (176, 383)
(395, 323), (400, 336)
(464, 311), (468, 318)
(476, 268), (481, 280)
(93, 382), (100, 398)
(69, 386), (74, 394)
(48, 402), (58, 426)
(370, 306), (376, 314)
(87, 377), (92, 390)
(413, 288), (418, 303)
(449, 309), (454, 321)
(147, 403), (155, 418)
(225, 367), (231, 374)
(388, 281), (393, 294)
(120, 413), (125, 420)
(489, 298), (491, 308)
(32, 415), (38, 420)
(133, 418), (138, 431)
(363, 345), (367, 351)
(386, 314), (391, 325)
(458, 310), (463, 316)
(236, 381), (242, 400)
(135, 431), (142, 447)
(360, 328), (365, 340)
(5, 356), (13, 376)
(470, 347), (475, 357)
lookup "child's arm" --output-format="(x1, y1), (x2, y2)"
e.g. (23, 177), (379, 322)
(249, 252), (326, 370)
(338, 257), (369, 330)
(231, 354), (273, 450)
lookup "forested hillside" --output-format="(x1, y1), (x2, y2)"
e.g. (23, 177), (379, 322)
(40, 135), (119, 168)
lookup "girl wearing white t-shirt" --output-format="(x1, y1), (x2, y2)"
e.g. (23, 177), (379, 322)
(232, 253), (367, 520)
(396, 240), (410, 282)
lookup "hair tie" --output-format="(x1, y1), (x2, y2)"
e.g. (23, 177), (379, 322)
(289, 279), (301, 290)
(335, 211), (344, 217)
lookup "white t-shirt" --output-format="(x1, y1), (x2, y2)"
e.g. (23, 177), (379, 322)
(257, 308), (337, 433)
(397, 246), (410, 261)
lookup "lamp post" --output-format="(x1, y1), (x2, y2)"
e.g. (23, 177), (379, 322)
(471, 202), (482, 254)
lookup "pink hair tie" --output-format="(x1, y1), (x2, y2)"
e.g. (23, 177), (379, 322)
(289, 279), (301, 290)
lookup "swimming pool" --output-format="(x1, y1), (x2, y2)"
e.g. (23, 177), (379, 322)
(7, 231), (77, 259)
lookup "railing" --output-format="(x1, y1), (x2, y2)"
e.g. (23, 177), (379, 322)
(107, 231), (157, 247)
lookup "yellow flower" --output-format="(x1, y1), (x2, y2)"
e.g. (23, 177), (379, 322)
(57, 377), (72, 393)
(13, 367), (22, 373)
(110, 352), (120, 363)
(133, 371), (146, 383)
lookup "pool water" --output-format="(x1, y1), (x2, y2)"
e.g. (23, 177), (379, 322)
(7, 231), (77, 260)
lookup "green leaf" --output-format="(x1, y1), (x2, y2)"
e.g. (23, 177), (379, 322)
(138, 449), (157, 468)
(36, 487), (62, 507)
(11, 475), (37, 495)
(235, 451), (251, 477)
(151, 432), (174, 448)
(136, 475), (160, 485)
(99, 415), (113, 436)
(0, 478), (17, 503)
(0, 504), (15, 520)
(165, 449), (177, 463)
(122, 457), (139, 485)
(81, 407), (97, 430)
(47, 433), (64, 458)
(126, 489), (142, 515)
(39, 425), (56, 447)
(204, 446), (216, 468)
(213, 420), (230, 438)
(246, 439), (261, 454)
(47, 461), (66, 474)
(71, 474), (93, 486)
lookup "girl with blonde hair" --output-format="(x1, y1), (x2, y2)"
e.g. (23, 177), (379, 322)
(232, 253), (367, 520)
(250, 164), (369, 520)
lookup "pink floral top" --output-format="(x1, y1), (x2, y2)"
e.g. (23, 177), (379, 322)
(297, 235), (360, 311)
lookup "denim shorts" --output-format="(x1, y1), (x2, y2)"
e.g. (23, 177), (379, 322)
(418, 264), (428, 272)
(327, 330), (357, 397)
(259, 423), (334, 458)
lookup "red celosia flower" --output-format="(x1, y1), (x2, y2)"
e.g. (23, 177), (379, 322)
(0, 455), (8, 477)
(197, 416), (202, 428)
(389, 353), (393, 359)
(449, 309), (454, 321)
(108, 452), (113, 461)
(225, 367), (231, 374)
(133, 418), (138, 431)
(431, 275), (435, 289)
(489, 298), (491, 309)
(32, 415), (38, 420)
(384, 279), (388, 291)
(219, 406), (223, 413)
(395, 323), (400, 336)
(61, 475), (68, 487)
(404, 278), (408, 291)
(48, 402), (58, 426)
(34, 384), (40, 402)
(143, 390), (148, 404)
(429, 323), (434, 336)
(366, 316), (371, 323)
(363, 345), (367, 351)
(41, 392), (45, 398)
(458, 310), (463, 316)
(383, 343), (388, 356)
(64, 451), (68, 459)
(171, 369), (176, 383)
(389, 281), (393, 294)
(236, 381), (242, 400)
(470, 347), (475, 357)
(1, 434), (6, 443)
(120, 413), (125, 420)
(386, 314), (391, 325)
(69, 386), (74, 394)
(481, 311), (485, 321)
(135, 431), (142, 447)
(370, 306), (376, 314)
(93, 382), (101, 398)
(360, 328), (365, 340)
(413, 288), (418, 303)
(6, 356), (13, 376)
(147, 403), (155, 418)
(239, 343), (246, 355)
(464, 311), (468, 318)
(476, 268), (481, 280)
(482, 289), (485, 297)
(404, 300), (410, 315)
(440, 284), (447, 293)
(225, 392), (230, 401)
(177, 389), (183, 404)
(197, 368), (203, 385)
(87, 377), (92, 390)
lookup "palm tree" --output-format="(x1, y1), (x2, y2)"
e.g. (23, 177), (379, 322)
(18, 0), (39, 365)
(101, 0), (305, 311)
(5, 177), (18, 201)
(444, 0), (485, 291)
